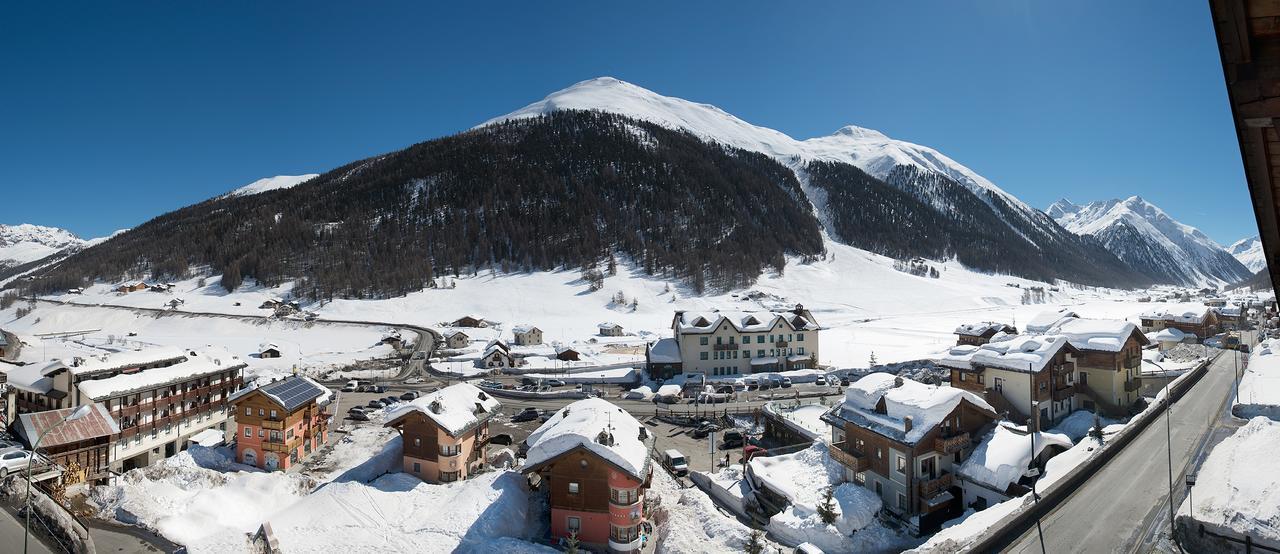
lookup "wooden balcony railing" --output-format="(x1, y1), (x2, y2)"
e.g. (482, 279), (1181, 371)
(828, 441), (870, 472)
(775, 341), (789, 348)
(918, 471), (953, 498)
(1124, 377), (1143, 392)
(1053, 384), (1076, 401)
(934, 432), (970, 454)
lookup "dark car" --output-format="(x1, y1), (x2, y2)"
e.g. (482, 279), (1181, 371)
(372, 385), (388, 393)
(400, 391), (420, 401)
(721, 430), (745, 448)
(840, 377), (850, 387)
(691, 422), (719, 439)
(511, 407), (541, 422)
(382, 396), (399, 405)
(367, 400), (386, 409)
(348, 411), (371, 422)
(347, 405), (367, 414)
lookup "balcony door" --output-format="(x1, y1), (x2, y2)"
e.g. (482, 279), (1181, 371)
(921, 456), (936, 480)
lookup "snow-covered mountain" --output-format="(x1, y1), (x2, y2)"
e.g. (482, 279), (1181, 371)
(1229, 235), (1266, 273)
(225, 174), (319, 197)
(0, 223), (84, 267)
(1048, 197), (1251, 286)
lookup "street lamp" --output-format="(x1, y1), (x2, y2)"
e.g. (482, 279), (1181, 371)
(25, 404), (92, 554)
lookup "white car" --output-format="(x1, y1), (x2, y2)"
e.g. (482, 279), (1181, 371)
(0, 448), (35, 479)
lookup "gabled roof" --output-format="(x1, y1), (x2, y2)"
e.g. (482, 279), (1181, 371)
(955, 322), (1016, 337)
(598, 322), (623, 330)
(522, 398), (654, 480)
(482, 340), (512, 358)
(384, 383), (500, 437)
(647, 338), (681, 364)
(16, 403), (119, 449)
(443, 330), (470, 340)
(1025, 309), (1078, 334)
(6, 360), (68, 394)
(940, 334), (1075, 374)
(1050, 318), (1148, 353)
(76, 347), (244, 400)
(512, 325), (541, 334)
(674, 309), (820, 335)
(824, 373), (996, 445)
(1139, 304), (1214, 324)
(230, 375), (327, 412)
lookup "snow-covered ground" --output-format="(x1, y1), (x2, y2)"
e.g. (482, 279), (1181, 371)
(1176, 416), (1280, 549)
(0, 302), (396, 382)
(770, 402), (834, 441)
(1235, 338), (1280, 420)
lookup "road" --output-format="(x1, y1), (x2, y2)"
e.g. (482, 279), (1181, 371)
(0, 503), (53, 554)
(1003, 337), (1249, 554)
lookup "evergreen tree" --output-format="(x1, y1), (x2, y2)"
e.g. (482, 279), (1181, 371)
(744, 530), (764, 554)
(1089, 414), (1106, 445)
(817, 486), (838, 524)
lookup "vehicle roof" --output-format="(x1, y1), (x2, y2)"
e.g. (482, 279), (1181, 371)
(664, 448), (684, 457)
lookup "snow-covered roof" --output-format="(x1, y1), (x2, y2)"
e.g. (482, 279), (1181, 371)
(443, 330), (469, 340)
(944, 334), (1072, 373)
(64, 346), (189, 376)
(384, 382), (500, 437)
(957, 424), (1073, 492)
(189, 428), (225, 447)
(1139, 305), (1213, 324)
(827, 373), (995, 444)
(674, 309), (819, 334)
(258, 342), (280, 352)
(511, 325), (540, 334)
(77, 347), (244, 400)
(647, 338), (680, 364)
(522, 397), (654, 479)
(597, 322), (623, 330)
(6, 360), (68, 394)
(955, 322), (1015, 337)
(1050, 318), (1144, 353)
(481, 340), (511, 359)
(1218, 306), (1243, 317)
(229, 375), (327, 412)
(750, 356), (780, 365)
(1152, 328), (1188, 342)
(1025, 309), (1078, 334)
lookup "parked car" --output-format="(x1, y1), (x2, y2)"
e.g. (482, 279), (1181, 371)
(410, 351), (426, 360)
(511, 407), (541, 422)
(0, 440), (22, 451)
(382, 396), (399, 405)
(399, 391), (420, 401)
(546, 379), (566, 387)
(663, 449), (688, 476)
(815, 375), (827, 386)
(405, 377), (425, 384)
(0, 449), (34, 478)
(372, 385), (388, 393)
(520, 377), (539, 387)
(691, 422), (719, 439)
(840, 377), (850, 387)
(348, 411), (371, 422)
(357, 384), (373, 393)
(342, 380), (359, 392)
(347, 405), (367, 414)
(721, 430), (745, 448)
(794, 542), (824, 554)
(539, 411), (554, 423)
(367, 400), (386, 409)
(781, 377), (793, 388)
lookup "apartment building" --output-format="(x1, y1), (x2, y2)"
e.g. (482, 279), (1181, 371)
(521, 398), (655, 553)
(652, 306), (820, 378)
(384, 382), (500, 483)
(821, 373), (998, 535)
(229, 375), (331, 471)
(4, 346), (245, 472)
(937, 334), (1078, 429)
(1053, 318), (1149, 415)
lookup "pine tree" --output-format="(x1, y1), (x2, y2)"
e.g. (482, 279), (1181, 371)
(565, 531), (579, 554)
(1089, 414), (1105, 445)
(744, 530), (764, 554)
(869, 351), (878, 367)
(817, 486), (838, 524)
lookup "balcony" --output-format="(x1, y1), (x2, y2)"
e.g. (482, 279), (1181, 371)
(1053, 384), (1076, 401)
(828, 441), (870, 472)
(438, 448), (462, 458)
(260, 418), (285, 430)
(1124, 377), (1143, 392)
(775, 341), (788, 348)
(918, 471), (953, 498)
(712, 343), (737, 351)
(934, 432), (970, 455)
(608, 536), (644, 552)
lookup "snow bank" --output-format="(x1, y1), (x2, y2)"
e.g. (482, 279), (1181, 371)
(746, 443), (882, 551)
(1235, 340), (1280, 420)
(1177, 417), (1280, 546)
(651, 468), (759, 554)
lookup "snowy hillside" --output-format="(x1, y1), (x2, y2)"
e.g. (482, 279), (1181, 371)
(484, 77), (1033, 218)
(225, 174), (319, 197)
(1048, 197), (1251, 286)
(0, 223), (84, 267)
(1230, 235), (1266, 273)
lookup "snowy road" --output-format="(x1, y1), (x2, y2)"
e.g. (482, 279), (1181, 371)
(1000, 340), (1247, 553)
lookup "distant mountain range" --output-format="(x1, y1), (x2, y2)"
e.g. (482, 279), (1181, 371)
(1047, 197), (1252, 287)
(28, 77), (1271, 298)
(1229, 235), (1266, 273)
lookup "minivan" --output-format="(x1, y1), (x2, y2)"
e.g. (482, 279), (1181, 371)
(663, 449), (688, 476)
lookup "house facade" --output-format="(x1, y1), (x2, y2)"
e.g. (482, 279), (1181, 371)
(821, 374), (998, 535)
(478, 340), (517, 369)
(4, 347), (245, 472)
(522, 398), (655, 553)
(938, 335), (1078, 429)
(384, 383), (499, 483)
(443, 330), (470, 350)
(15, 403), (119, 485)
(451, 316), (488, 328)
(1139, 306), (1220, 339)
(662, 306), (821, 378)
(1053, 319), (1149, 415)
(597, 322), (625, 337)
(954, 322), (1016, 346)
(513, 325), (543, 346)
(644, 338), (682, 380)
(229, 376), (331, 471)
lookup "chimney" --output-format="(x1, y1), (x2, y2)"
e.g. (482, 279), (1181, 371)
(893, 376), (904, 388)
(904, 416), (913, 433)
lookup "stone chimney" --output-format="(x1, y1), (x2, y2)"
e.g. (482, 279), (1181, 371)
(904, 416), (913, 433)
(894, 376), (904, 388)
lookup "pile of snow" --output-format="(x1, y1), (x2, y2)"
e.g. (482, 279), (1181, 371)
(1234, 339), (1280, 420)
(522, 367), (639, 384)
(957, 424), (1073, 493)
(268, 472), (553, 553)
(1024, 308), (1078, 334)
(1050, 317), (1139, 352)
(624, 385), (654, 400)
(746, 443), (882, 551)
(1177, 417), (1280, 547)
(650, 468), (761, 553)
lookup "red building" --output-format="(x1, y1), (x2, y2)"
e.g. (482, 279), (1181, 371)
(229, 376), (331, 471)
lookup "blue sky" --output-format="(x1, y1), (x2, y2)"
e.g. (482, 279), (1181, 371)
(0, 1), (1254, 244)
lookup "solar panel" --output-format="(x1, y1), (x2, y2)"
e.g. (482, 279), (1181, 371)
(263, 377), (323, 412)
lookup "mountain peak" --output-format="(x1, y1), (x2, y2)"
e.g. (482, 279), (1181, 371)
(226, 174), (319, 197)
(832, 125), (888, 141)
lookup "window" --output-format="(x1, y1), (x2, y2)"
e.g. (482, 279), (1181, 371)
(700, 352), (708, 360)
(568, 482), (580, 494)
(960, 373), (967, 382)
(797, 333), (805, 341)
(874, 481), (883, 497)
(757, 349), (765, 357)
(414, 438), (421, 447)
(440, 444), (460, 456)
(440, 471), (460, 482)
(798, 347), (805, 355)
(245, 407), (251, 416)
(611, 487), (639, 505)
(270, 410), (277, 419)
(699, 337), (708, 346)
(715, 336), (722, 345)
(855, 471), (866, 484)
(567, 516), (581, 533)
(769, 334), (774, 342)
(244, 427), (252, 437)
(898, 493), (907, 510)
(896, 455), (906, 474)
(756, 335), (764, 344)
(611, 523), (639, 542)
(742, 350), (750, 358)
(258, 408), (265, 417)
(413, 462), (421, 473)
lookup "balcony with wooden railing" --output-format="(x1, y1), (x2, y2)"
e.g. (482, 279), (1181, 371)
(1053, 384), (1076, 401)
(260, 418), (286, 430)
(1124, 377), (1143, 392)
(712, 343), (737, 351)
(934, 431), (970, 454)
(918, 471), (953, 499)
(261, 436), (302, 453)
(775, 340), (789, 348)
(828, 441), (870, 472)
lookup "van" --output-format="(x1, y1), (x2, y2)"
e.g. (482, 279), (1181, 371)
(794, 543), (824, 554)
(663, 449), (688, 476)
(342, 380), (359, 392)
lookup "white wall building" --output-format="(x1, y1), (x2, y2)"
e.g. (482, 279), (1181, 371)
(665, 306), (821, 377)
